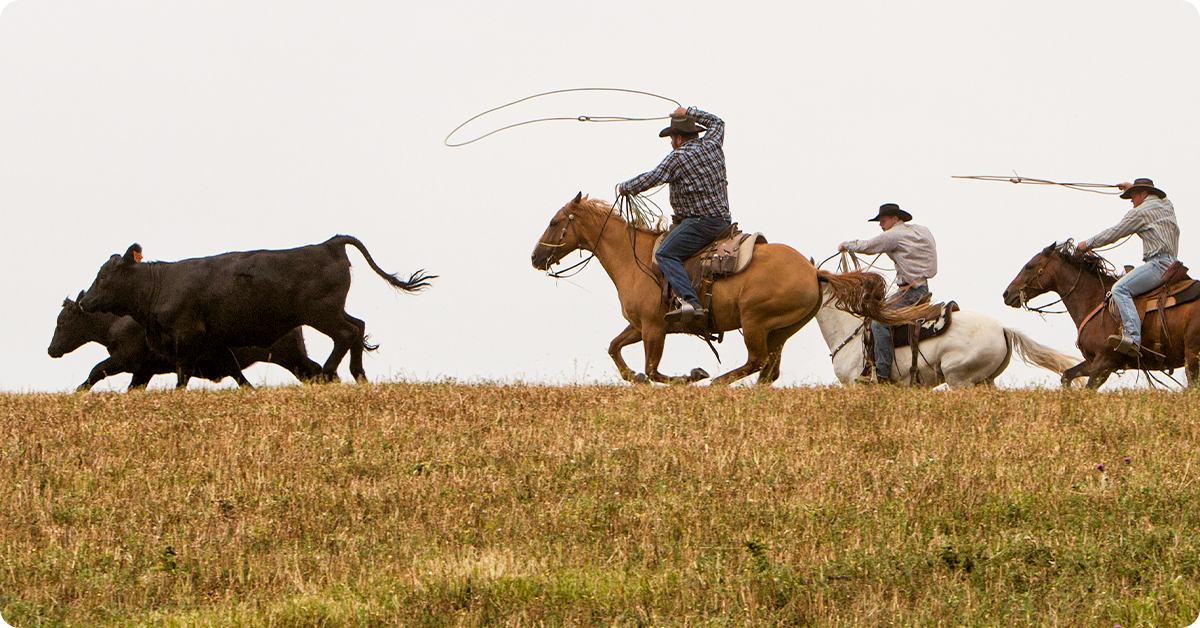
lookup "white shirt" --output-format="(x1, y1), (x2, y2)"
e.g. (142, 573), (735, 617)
(841, 221), (938, 287)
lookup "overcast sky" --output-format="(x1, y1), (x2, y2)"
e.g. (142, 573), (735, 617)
(2, 1), (1198, 392)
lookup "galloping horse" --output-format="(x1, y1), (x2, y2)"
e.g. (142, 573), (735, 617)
(531, 193), (926, 386)
(1003, 242), (1200, 388)
(816, 293), (1079, 387)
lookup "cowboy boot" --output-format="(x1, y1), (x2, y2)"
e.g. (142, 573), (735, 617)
(1107, 331), (1140, 357)
(665, 300), (707, 324)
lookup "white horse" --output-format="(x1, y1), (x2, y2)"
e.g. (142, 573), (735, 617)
(815, 297), (1080, 387)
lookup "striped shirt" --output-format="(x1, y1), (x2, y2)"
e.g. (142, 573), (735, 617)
(1086, 196), (1179, 260)
(620, 107), (730, 220)
(841, 222), (938, 287)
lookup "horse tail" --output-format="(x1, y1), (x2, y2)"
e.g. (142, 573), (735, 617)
(331, 235), (437, 293)
(1004, 328), (1080, 374)
(816, 270), (932, 326)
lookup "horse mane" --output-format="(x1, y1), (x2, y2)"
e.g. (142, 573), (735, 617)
(1047, 240), (1119, 281)
(576, 196), (667, 235)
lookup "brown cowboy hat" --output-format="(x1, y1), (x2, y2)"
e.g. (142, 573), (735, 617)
(658, 114), (706, 138)
(1119, 177), (1167, 200)
(868, 203), (913, 222)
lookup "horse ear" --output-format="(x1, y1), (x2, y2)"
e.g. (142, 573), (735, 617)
(76, 290), (86, 302)
(122, 244), (142, 265)
(572, 191), (583, 205)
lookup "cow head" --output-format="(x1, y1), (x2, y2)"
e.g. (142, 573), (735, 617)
(48, 291), (90, 358)
(79, 244), (144, 316)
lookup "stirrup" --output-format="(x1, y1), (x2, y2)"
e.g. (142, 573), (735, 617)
(1107, 333), (1140, 357)
(665, 302), (706, 324)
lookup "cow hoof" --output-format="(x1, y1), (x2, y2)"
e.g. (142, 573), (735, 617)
(689, 368), (710, 381)
(633, 373), (649, 384)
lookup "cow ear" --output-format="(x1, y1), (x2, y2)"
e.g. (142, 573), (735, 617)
(572, 191), (583, 205)
(122, 244), (143, 265)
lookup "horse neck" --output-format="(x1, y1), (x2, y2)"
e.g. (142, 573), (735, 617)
(814, 301), (864, 352)
(1050, 259), (1113, 328)
(580, 211), (659, 294)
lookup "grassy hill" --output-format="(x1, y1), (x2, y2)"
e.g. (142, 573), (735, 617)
(2, 384), (1199, 626)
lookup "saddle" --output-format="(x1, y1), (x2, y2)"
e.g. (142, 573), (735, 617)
(1104, 261), (1200, 321)
(890, 301), (960, 350)
(653, 223), (768, 319)
(1079, 261), (1200, 356)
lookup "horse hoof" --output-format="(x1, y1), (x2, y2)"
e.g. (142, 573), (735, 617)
(689, 368), (710, 381)
(633, 373), (649, 384)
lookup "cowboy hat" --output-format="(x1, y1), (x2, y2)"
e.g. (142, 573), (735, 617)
(1119, 178), (1167, 200)
(868, 203), (913, 222)
(658, 114), (706, 137)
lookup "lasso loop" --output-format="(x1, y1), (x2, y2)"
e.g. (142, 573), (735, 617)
(445, 87), (681, 147)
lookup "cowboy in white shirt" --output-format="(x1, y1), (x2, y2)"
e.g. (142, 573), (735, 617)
(1076, 178), (1180, 357)
(839, 203), (938, 383)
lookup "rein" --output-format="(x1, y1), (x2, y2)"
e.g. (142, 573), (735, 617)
(830, 321), (866, 359)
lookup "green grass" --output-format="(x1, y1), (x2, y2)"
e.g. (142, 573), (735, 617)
(2, 384), (1199, 626)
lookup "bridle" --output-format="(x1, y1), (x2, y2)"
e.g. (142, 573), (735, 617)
(539, 203), (618, 279)
(1011, 249), (1085, 315)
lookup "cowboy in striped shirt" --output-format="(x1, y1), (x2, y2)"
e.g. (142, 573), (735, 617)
(618, 106), (731, 324)
(1077, 178), (1180, 357)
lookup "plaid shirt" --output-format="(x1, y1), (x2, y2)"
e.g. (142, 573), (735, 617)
(620, 107), (731, 220)
(1086, 196), (1180, 261)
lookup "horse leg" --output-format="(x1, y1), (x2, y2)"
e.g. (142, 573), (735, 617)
(1185, 335), (1200, 388)
(642, 322), (702, 385)
(1061, 361), (1090, 388)
(1086, 371), (1111, 390)
(711, 323), (770, 386)
(757, 319), (808, 386)
(608, 325), (645, 383)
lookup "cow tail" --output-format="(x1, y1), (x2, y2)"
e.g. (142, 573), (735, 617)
(332, 235), (436, 293)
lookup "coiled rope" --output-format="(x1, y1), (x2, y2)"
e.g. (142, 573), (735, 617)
(444, 87), (681, 147)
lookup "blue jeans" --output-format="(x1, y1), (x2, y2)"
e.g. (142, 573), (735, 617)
(655, 216), (731, 306)
(871, 283), (930, 381)
(1111, 254), (1174, 345)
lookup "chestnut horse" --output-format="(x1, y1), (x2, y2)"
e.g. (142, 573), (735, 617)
(1003, 242), (1200, 388)
(531, 194), (927, 385)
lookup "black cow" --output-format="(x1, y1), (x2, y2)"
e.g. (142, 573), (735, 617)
(49, 291), (322, 391)
(78, 235), (433, 387)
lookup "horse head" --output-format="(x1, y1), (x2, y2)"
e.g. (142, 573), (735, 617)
(1003, 243), (1063, 308)
(531, 192), (591, 271)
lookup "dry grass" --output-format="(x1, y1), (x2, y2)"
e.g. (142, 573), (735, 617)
(2, 383), (1200, 626)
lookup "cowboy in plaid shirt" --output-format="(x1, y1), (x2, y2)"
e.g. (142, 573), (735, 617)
(618, 106), (731, 323)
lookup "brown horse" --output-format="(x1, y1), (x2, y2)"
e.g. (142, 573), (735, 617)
(1003, 242), (1200, 388)
(531, 193), (928, 386)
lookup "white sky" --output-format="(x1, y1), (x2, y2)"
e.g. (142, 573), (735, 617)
(2, 0), (1198, 392)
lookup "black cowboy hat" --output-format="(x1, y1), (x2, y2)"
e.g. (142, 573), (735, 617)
(868, 203), (912, 222)
(658, 114), (706, 138)
(1119, 177), (1167, 200)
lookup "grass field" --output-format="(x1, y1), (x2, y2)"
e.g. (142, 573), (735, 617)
(2, 383), (1200, 627)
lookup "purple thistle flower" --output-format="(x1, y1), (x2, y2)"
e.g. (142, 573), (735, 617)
(1096, 463), (1105, 471)
(1123, 457), (1131, 465)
